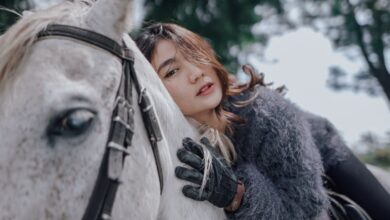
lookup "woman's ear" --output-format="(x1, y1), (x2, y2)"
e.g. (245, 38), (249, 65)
(85, 0), (134, 42)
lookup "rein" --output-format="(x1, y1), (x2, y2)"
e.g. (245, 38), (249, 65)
(38, 24), (164, 220)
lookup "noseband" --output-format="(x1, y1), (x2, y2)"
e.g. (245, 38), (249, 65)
(38, 24), (164, 220)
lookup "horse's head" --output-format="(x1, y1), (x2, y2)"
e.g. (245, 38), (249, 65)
(0, 0), (137, 218)
(0, 0), (227, 219)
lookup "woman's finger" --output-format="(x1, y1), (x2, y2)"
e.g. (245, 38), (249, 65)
(182, 185), (209, 201)
(177, 148), (204, 171)
(175, 166), (204, 185)
(183, 137), (204, 158)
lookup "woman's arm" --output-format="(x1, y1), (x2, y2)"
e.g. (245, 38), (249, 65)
(226, 162), (328, 220)
(307, 115), (390, 220)
(230, 87), (328, 219)
(328, 152), (390, 220)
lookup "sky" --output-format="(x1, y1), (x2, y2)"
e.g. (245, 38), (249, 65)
(31, 0), (390, 148)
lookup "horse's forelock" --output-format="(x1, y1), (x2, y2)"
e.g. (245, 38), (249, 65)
(0, 0), (93, 91)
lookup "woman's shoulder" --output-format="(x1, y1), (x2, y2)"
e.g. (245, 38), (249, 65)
(227, 84), (278, 102)
(229, 86), (325, 178)
(302, 111), (351, 170)
(225, 85), (302, 120)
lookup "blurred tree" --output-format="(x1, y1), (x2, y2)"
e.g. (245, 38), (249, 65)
(0, 0), (31, 33)
(286, 0), (390, 104)
(140, 0), (284, 73)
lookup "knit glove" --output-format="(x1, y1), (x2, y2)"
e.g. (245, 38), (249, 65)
(175, 137), (238, 208)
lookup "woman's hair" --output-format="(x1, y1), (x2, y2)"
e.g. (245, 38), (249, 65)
(135, 23), (270, 163)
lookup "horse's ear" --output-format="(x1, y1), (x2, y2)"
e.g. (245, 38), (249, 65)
(85, 0), (134, 41)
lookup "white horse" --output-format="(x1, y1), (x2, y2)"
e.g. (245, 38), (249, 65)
(1, 1), (390, 219)
(0, 0), (225, 219)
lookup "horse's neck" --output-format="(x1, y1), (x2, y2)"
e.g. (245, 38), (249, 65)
(123, 35), (226, 219)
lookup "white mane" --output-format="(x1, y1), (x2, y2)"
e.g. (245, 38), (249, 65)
(0, 1), (91, 90)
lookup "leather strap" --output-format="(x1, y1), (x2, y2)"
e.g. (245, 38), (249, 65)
(37, 24), (164, 220)
(125, 48), (164, 192)
(38, 25), (125, 59)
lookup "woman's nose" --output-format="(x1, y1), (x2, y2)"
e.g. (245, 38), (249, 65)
(189, 68), (204, 83)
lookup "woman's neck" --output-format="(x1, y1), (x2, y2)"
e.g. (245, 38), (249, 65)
(190, 110), (226, 133)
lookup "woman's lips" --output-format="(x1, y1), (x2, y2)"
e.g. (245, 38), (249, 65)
(197, 83), (214, 96)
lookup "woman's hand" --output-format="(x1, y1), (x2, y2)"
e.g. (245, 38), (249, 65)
(175, 137), (239, 208)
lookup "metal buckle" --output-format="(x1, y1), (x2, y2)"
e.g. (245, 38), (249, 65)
(101, 213), (111, 220)
(107, 141), (130, 156)
(107, 141), (128, 181)
(114, 96), (135, 133)
(122, 46), (134, 62)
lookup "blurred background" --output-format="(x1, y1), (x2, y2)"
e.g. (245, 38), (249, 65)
(1, 0), (390, 169)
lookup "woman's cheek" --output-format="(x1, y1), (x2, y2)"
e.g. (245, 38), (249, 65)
(165, 86), (189, 108)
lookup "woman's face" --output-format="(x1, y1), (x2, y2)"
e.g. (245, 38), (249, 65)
(151, 40), (223, 121)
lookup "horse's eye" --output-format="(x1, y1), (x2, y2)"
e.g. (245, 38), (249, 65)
(48, 109), (96, 138)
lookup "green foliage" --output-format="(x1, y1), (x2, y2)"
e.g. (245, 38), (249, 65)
(359, 147), (390, 169)
(141, 0), (282, 73)
(4, 0), (387, 102)
(0, 0), (29, 34)
(355, 132), (390, 169)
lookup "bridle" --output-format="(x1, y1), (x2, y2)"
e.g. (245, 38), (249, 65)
(38, 24), (164, 220)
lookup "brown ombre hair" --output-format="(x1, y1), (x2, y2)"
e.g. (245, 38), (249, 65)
(135, 23), (270, 136)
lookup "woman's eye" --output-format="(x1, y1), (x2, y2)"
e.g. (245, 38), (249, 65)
(165, 68), (179, 78)
(48, 109), (96, 138)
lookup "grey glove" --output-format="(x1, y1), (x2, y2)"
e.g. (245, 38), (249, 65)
(175, 137), (238, 208)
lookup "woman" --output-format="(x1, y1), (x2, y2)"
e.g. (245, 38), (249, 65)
(135, 23), (390, 219)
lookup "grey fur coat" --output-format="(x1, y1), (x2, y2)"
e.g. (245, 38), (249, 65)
(224, 86), (349, 220)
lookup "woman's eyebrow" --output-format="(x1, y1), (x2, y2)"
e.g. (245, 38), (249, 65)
(157, 57), (176, 73)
